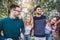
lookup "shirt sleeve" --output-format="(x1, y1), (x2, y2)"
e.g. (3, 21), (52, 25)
(0, 19), (3, 31)
(0, 19), (4, 39)
(21, 19), (25, 34)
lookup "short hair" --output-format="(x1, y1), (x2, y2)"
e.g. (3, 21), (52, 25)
(8, 4), (20, 14)
(34, 5), (41, 11)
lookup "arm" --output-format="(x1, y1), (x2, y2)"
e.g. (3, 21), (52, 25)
(21, 19), (25, 34)
(0, 19), (4, 39)
(0, 19), (3, 31)
(24, 20), (26, 29)
(55, 20), (60, 32)
(20, 19), (25, 39)
(30, 17), (34, 36)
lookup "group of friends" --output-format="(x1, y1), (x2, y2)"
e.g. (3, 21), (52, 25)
(0, 4), (60, 40)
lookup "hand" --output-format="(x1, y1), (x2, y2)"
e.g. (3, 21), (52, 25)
(7, 38), (13, 40)
(20, 33), (24, 39)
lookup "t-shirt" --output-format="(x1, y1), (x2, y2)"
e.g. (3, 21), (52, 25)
(33, 15), (46, 37)
(45, 25), (52, 34)
(25, 25), (32, 35)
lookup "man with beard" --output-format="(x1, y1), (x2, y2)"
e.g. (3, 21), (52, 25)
(0, 4), (24, 40)
(33, 5), (46, 40)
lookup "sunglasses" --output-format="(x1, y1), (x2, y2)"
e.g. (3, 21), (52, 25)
(14, 9), (21, 12)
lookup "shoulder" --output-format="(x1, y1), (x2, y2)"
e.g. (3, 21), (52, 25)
(33, 16), (37, 20)
(41, 15), (46, 19)
(33, 16), (36, 18)
(19, 19), (23, 21)
(19, 19), (24, 23)
(0, 17), (9, 23)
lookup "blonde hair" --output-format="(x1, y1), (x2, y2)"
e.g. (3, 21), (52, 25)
(24, 13), (34, 28)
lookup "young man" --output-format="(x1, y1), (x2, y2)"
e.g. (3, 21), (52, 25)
(0, 4), (24, 40)
(33, 5), (46, 40)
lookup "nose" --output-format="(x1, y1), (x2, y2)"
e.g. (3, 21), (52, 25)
(17, 12), (20, 15)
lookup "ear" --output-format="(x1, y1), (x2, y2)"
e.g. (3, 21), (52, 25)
(35, 11), (36, 13)
(10, 9), (13, 12)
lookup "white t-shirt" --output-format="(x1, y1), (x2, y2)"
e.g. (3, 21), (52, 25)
(52, 26), (56, 32)
(45, 25), (52, 34)
(25, 25), (32, 35)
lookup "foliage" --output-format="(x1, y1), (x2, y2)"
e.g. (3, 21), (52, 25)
(0, 0), (60, 19)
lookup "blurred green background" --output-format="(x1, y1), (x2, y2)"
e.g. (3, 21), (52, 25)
(0, 0), (60, 40)
(0, 0), (60, 19)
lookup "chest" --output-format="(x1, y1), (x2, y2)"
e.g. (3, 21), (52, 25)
(3, 20), (21, 30)
(25, 25), (32, 31)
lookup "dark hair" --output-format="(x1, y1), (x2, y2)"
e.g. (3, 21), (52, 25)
(8, 4), (19, 14)
(34, 5), (41, 11)
(53, 16), (60, 21)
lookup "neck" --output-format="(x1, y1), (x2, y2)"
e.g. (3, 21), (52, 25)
(9, 14), (16, 19)
(26, 22), (30, 25)
(36, 14), (41, 17)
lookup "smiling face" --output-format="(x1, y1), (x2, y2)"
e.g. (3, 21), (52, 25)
(26, 14), (31, 23)
(51, 17), (57, 25)
(10, 7), (21, 18)
(35, 7), (42, 15)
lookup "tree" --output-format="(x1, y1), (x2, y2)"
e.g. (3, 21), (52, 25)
(0, 0), (60, 19)
(0, 0), (17, 18)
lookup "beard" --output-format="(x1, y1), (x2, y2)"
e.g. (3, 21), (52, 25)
(14, 15), (19, 19)
(37, 13), (41, 15)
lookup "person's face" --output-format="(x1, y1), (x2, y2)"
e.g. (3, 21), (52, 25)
(11, 7), (21, 18)
(35, 7), (42, 15)
(26, 15), (31, 23)
(51, 17), (57, 24)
